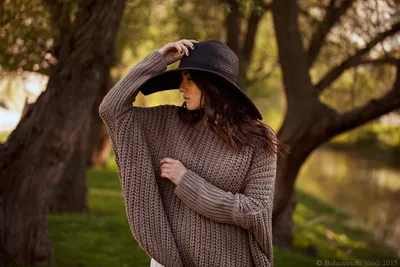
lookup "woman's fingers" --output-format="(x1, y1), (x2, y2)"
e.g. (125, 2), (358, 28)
(173, 43), (183, 54)
(181, 39), (198, 50)
(174, 40), (188, 56)
(179, 43), (189, 56)
(165, 39), (199, 59)
(185, 39), (199, 44)
(178, 39), (199, 56)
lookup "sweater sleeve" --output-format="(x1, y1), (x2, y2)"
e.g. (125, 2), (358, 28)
(98, 50), (167, 129)
(173, 141), (277, 261)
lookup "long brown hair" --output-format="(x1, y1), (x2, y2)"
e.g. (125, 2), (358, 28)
(177, 70), (289, 159)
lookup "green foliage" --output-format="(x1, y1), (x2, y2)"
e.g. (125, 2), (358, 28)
(0, 0), (56, 73)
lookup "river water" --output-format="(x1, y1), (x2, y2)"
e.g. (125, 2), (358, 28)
(297, 146), (400, 253)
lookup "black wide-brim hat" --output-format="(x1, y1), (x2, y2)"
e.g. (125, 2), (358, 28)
(139, 40), (263, 120)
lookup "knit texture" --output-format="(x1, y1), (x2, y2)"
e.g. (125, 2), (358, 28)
(99, 50), (277, 267)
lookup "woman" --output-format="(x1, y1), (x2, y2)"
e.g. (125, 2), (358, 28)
(99, 39), (286, 267)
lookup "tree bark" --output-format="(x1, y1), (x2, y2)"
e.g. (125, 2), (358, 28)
(86, 73), (113, 169)
(49, 121), (89, 213)
(225, 0), (241, 56)
(49, 75), (114, 213)
(50, 73), (114, 213)
(270, 0), (336, 247)
(0, 0), (126, 265)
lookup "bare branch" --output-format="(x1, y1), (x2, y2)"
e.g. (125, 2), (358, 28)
(355, 57), (399, 66)
(225, 0), (241, 54)
(315, 21), (400, 94)
(242, 0), (270, 65)
(325, 61), (400, 139)
(308, 0), (355, 67)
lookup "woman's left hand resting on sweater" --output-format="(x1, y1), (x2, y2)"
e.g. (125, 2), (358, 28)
(160, 158), (187, 185)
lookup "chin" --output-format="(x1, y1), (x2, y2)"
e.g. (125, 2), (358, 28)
(184, 101), (201, 110)
(185, 103), (192, 110)
(187, 106), (201, 110)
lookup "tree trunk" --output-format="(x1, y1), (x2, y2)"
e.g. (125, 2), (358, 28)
(270, 0), (336, 247)
(86, 73), (113, 169)
(0, 1), (126, 265)
(49, 122), (89, 213)
(50, 74), (114, 213)
(272, 119), (317, 247)
(272, 188), (297, 247)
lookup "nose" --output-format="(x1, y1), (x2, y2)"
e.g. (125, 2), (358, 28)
(179, 81), (187, 92)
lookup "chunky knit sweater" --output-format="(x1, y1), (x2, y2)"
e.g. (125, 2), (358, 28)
(99, 50), (277, 267)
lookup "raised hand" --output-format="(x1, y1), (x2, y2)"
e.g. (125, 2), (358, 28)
(158, 39), (199, 65)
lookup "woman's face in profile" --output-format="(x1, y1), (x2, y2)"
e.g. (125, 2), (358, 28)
(179, 70), (204, 110)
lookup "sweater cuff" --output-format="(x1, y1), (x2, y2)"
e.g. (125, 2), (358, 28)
(149, 50), (168, 70)
(173, 169), (239, 224)
(174, 169), (201, 200)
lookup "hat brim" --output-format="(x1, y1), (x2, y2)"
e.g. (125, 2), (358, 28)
(139, 67), (263, 120)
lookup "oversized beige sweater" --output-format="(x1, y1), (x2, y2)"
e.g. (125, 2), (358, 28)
(99, 50), (277, 267)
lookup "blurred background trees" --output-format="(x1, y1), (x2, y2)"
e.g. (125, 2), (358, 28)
(0, 0), (399, 265)
(0, 0), (126, 264)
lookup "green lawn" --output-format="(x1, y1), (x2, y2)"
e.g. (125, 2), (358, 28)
(48, 169), (150, 267)
(43, 167), (399, 267)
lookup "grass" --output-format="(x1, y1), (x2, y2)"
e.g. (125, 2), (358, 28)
(42, 167), (399, 267)
(48, 169), (150, 267)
